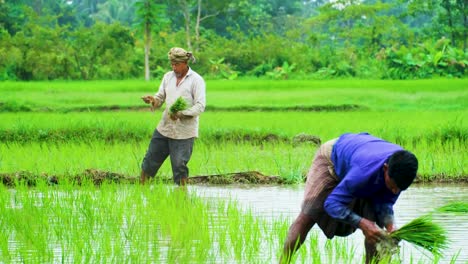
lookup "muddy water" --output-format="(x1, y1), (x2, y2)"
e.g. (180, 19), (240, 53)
(192, 184), (468, 264)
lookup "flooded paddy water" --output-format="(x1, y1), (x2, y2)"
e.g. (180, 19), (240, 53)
(3, 183), (467, 263)
(193, 183), (468, 264)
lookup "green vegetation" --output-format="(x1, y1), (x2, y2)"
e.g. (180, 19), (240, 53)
(0, 181), (275, 262)
(0, 77), (465, 262)
(0, 111), (466, 182)
(0, 79), (466, 183)
(169, 96), (188, 113)
(2, 181), (459, 263)
(389, 215), (448, 257)
(0, 181), (383, 263)
(437, 202), (468, 213)
(0, 1), (466, 80)
(1, 1), (466, 261)
(1, 79), (467, 112)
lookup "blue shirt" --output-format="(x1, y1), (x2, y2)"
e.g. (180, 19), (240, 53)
(324, 133), (403, 227)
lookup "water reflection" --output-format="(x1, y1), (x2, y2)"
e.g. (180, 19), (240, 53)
(192, 184), (468, 264)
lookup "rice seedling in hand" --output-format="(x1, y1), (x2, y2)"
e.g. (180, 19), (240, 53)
(170, 96), (188, 114)
(389, 215), (448, 257)
(437, 202), (468, 213)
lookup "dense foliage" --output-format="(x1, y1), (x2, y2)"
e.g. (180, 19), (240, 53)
(0, 0), (466, 80)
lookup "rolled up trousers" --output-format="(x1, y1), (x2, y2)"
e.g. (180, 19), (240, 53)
(141, 129), (194, 185)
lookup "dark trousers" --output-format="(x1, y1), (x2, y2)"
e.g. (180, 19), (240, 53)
(141, 129), (194, 185)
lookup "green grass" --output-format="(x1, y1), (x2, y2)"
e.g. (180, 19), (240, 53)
(0, 110), (466, 182)
(0, 135), (465, 183)
(0, 111), (466, 143)
(0, 180), (396, 263)
(0, 140), (314, 183)
(0, 79), (466, 182)
(0, 79), (466, 263)
(1, 181), (460, 263)
(1, 79), (467, 111)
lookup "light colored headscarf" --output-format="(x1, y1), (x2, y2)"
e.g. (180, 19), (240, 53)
(168, 47), (196, 63)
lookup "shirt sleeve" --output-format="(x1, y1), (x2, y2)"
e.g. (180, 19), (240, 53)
(373, 193), (399, 227)
(324, 166), (370, 227)
(324, 181), (362, 227)
(154, 75), (167, 103)
(373, 203), (394, 227)
(181, 76), (206, 117)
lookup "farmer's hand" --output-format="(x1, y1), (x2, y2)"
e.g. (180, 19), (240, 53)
(385, 223), (396, 233)
(359, 218), (387, 245)
(141, 95), (161, 111)
(141, 95), (154, 104)
(389, 228), (401, 245)
(169, 111), (185, 120)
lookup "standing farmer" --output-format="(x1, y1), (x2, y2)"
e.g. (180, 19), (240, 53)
(141, 47), (206, 186)
(281, 132), (418, 264)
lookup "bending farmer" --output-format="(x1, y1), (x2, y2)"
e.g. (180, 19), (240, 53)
(140, 47), (206, 186)
(281, 132), (418, 263)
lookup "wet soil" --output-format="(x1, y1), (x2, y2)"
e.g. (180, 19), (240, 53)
(0, 169), (285, 187)
(0, 103), (366, 113)
(0, 169), (466, 187)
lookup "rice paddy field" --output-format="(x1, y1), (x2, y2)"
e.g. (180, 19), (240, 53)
(0, 78), (467, 263)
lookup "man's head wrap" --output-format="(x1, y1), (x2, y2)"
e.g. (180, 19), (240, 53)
(168, 47), (196, 63)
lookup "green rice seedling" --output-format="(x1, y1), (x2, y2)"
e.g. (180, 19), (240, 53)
(448, 250), (461, 264)
(1, 181), (464, 263)
(437, 202), (468, 213)
(0, 140), (317, 183)
(388, 215), (449, 257)
(2, 130), (466, 183)
(169, 96), (188, 113)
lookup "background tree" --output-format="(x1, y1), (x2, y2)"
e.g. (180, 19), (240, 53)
(0, 1), (33, 34)
(135, 0), (168, 81)
(0, 0), (465, 80)
(174, 0), (194, 50)
(441, 0), (467, 51)
(402, 0), (467, 51)
(91, 0), (137, 26)
(70, 0), (102, 26)
(194, 0), (219, 52)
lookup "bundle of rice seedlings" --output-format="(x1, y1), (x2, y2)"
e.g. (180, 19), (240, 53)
(389, 215), (448, 257)
(437, 202), (468, 213)
(170, 96), (188, 114)
(376, 236), (400, 258)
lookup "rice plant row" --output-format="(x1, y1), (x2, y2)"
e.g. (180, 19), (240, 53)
(0, 138), (465, 183)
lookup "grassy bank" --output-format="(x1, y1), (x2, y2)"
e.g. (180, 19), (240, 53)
(1, 137), (465, 183)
